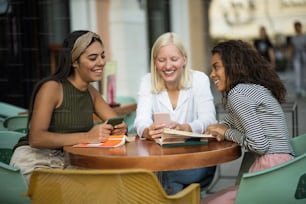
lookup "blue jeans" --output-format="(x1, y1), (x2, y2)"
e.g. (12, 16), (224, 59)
(158, 166), (216, 195)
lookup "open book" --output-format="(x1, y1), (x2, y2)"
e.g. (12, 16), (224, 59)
(155, 128), (215, 147)
(73, 135), (135, 148)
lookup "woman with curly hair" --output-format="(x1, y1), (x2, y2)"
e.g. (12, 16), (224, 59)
(201, 40), (294, 204)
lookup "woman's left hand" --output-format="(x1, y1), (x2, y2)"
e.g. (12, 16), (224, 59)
(206, 124), (228, 141)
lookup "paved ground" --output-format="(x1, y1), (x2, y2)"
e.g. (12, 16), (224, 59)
(205, 67), (306, 194)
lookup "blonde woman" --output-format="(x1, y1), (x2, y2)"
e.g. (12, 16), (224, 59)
(134, 32), (217, 195)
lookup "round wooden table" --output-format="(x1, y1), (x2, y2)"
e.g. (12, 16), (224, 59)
(64, 137), (241, 171)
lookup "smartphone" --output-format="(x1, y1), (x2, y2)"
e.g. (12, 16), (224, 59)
(107, 116), (125, 127)
(153, 112), (170, 124)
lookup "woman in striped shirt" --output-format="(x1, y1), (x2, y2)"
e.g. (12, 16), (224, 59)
(201, 40), (294, 204)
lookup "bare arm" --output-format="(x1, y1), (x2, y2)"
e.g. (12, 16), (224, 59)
(88, 85), (127, 135)
(29, 81), (112, 148)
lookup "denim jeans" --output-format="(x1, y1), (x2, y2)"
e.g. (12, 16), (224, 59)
(158, 166), (216, 195)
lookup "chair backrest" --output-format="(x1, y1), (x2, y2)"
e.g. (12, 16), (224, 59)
(0, 102), (27, 118)
(0, 161), (30, 203)
(235, 151), (255, 185)
(115, 96), (137, 104)
(291, 133), (306, 156)
(3, 115), (29, 133)
(235, 133), (306, 185)
(0, 117), (7, 131)
(0, 131), (26, 164)
(115, 96), (137, 134)
(28, 168), (200, 204)
(235, 153), (306, 204)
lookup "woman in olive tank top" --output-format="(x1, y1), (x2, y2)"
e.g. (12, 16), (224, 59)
(10, 31), (127, 182)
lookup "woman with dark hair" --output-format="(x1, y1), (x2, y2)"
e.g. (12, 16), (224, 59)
(201, 40), (294, 204)
(10, 30), (127, 182)
(253, 26), (276, 69)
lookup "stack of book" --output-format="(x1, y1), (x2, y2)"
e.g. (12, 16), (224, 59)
(155, 128), (215, 147)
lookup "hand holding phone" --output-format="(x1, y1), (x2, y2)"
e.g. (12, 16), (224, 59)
(107, 116), (125, 127)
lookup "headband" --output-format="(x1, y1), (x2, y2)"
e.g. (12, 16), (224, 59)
(71, 32), (101, 63)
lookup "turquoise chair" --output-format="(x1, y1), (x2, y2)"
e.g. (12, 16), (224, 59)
(115, 96), (136, 104)
(291, 133), (306, 156)
(235, 151), (255, 185)
(0, 102), (27, 119)
(0, 131), (26, 164)
(3, 115), (29, 133)
(235, 134), (306, 204)
(236, 133), (306, 185)
(0, 161), (30, 203)
(0, 102), (27, 132)
(115, 96), (137, 134)
(0, 117), (7, 131)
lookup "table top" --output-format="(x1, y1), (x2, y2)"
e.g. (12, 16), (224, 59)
(64, 137), (241, 171)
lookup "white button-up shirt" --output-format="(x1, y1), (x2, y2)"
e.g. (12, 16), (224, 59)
(134, 70), (217, 137)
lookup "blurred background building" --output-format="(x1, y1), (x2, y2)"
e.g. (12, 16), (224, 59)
(1, 0), (306, 108)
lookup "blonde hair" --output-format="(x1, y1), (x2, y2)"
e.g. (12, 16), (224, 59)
(150, 32), (192, 93)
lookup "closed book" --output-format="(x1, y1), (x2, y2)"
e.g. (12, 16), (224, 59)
(73, 135), (135, 148)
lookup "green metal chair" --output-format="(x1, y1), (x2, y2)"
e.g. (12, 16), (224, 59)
(0, 130), (26, 164)
(115, 96), (137, 134)
(291, 133), (306, 156)
(0, 102), (27, 119)
(3, 115), (29, 133)
(235, 151), (255, 185)
(0, 161), (30, 203)
(0, 101), (27, 132)
(235, 134), (306, 204)
(235, 133), (306, 185)
(0, 117), (7, 131)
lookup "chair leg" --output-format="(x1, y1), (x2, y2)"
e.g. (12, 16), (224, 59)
(235, 152), (255, 185)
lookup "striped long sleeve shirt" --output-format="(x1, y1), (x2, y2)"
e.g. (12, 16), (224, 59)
(221, 84), (294, 156)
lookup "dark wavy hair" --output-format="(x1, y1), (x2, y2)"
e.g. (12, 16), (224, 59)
(211, 40), (286, 105)
(27, 30), (102, 127)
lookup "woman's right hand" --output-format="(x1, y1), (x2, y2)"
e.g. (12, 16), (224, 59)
(87, 122), (113, 143)
(143, 123), (166, 140)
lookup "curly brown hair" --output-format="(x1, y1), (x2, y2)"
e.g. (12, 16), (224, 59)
(211, 40), (286, 104)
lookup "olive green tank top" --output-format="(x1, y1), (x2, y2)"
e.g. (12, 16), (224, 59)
(15, 79), (94, 148)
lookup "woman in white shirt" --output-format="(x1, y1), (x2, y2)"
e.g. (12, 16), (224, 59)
(134, 32), (217, 195)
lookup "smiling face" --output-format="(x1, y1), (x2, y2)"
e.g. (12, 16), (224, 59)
(210, 53), (227, 92)
(73, 41), (106, 83)
(155, 43), (186, 87)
